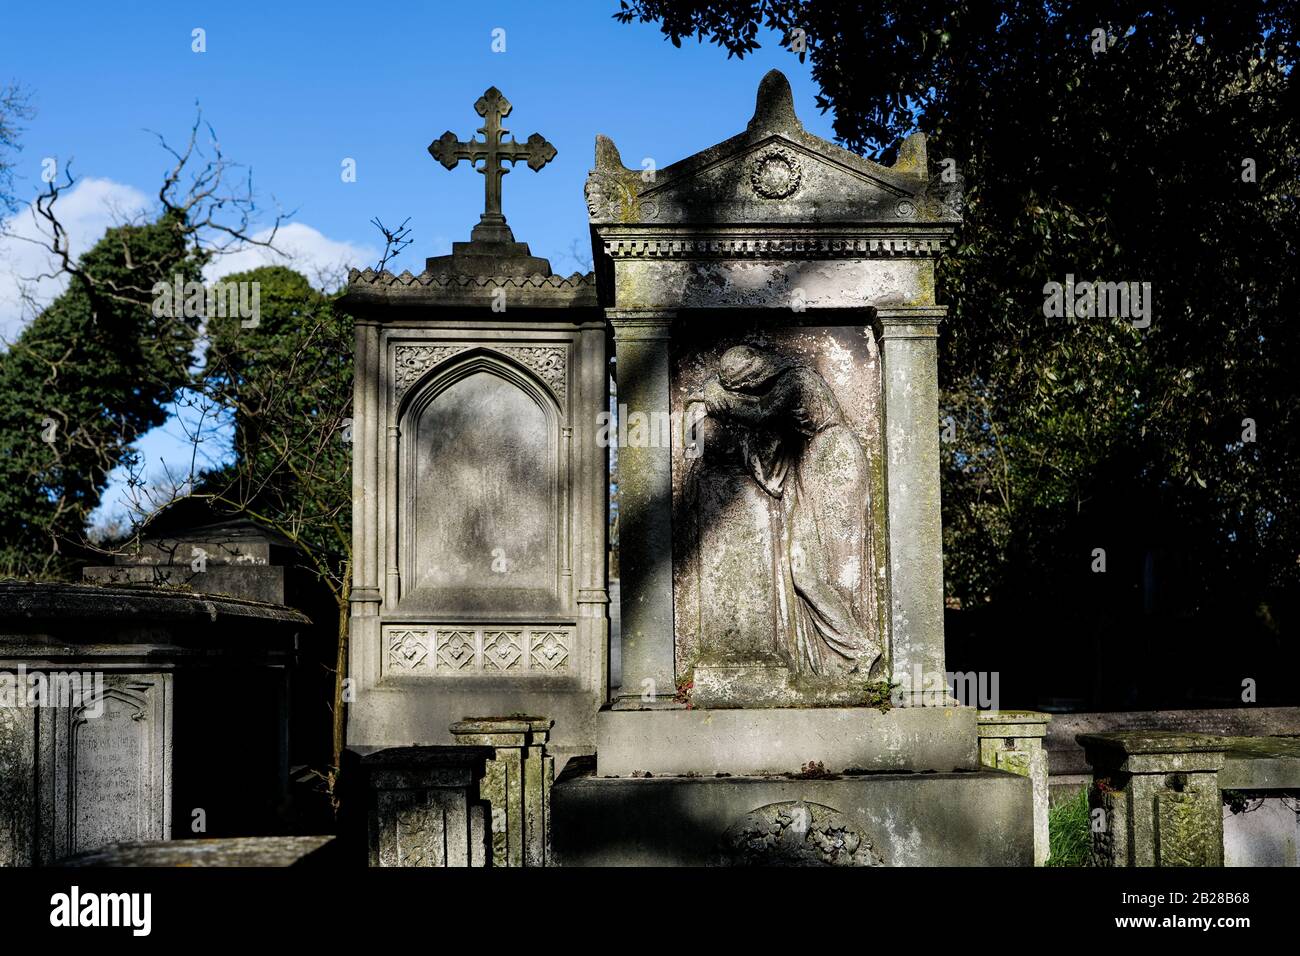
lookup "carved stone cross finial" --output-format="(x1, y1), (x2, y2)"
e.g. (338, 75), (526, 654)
(429, 87), (557, 246)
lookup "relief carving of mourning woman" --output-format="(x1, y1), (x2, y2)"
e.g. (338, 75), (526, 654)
(687, 345), (882, 678)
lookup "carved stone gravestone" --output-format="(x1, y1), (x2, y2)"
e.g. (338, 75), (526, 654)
(586, 70), (971, 773)
(342, 89), (608, 772)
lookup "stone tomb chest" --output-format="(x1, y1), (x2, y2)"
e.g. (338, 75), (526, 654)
(0, 583), (300, 865)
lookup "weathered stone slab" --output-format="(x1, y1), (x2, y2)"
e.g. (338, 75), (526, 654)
(1220, 735), (1300, 790)
(596, 705), (976, 777)
(59, 836), (338, 867)
(1045, 706), (1300, 777)
(552, 766), (1030, 866)
(41, 674), (172, 862)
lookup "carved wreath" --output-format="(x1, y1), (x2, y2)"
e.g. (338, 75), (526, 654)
(720, 800), (885, 866)
(750, 147), (803, 200)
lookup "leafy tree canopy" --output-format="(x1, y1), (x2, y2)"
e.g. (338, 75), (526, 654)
(618, 2), (1299, 624)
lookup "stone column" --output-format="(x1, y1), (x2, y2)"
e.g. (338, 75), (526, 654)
(873, 306), (948, 705)
(608, 310), (677, 706)
(1079, 731), (1227, 867)
(978, 711), (1052, 865)
(362, 746), (492, 867)
(450, 717), (554, 867)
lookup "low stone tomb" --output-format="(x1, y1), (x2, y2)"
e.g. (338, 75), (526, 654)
(0, 582), (302, 865)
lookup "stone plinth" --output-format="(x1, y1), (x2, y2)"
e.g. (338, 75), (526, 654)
(449, 716), (554, 866)
(597, 705), (975, 777)
(978, 711), (1051, 865)
(0, 582), (302, 866)
(552, 766), (1030, 866)
(362, 746), (492, 867)
(1079, 731), (1227, 867)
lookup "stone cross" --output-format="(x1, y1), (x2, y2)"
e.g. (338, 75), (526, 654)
(429, 87), (557, 245)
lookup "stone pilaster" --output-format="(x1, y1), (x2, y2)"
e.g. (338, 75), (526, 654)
(1079, 731), (1227, 867)
(873, 306), (948, 705)
(608, 310), (677, 705)
(348, 318), (382, 734)
(450, 717), (554, 866)
(978, 711), (1052, 865)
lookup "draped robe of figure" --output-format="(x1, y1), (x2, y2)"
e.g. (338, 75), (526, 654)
(701, 346), (880, 676)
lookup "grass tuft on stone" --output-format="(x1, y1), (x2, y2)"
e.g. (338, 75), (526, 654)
(1046, 786), (1092, 867)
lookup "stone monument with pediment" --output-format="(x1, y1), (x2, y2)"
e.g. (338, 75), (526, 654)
(587, 70), (969, 765)
(345, 71), (1032, 866)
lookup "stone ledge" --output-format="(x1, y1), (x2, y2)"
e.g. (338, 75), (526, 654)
(596, 705), (977, 777)
(58, 836), (339, 867)
(0, 580), (308, 628)
(1221, 736), (1300, 790)
(342, 268), (599, 312)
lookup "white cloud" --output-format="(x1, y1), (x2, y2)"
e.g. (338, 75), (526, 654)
(0, 177), (151, 342)
(0, 179), (382, 342)
(204, 222), (380, 291)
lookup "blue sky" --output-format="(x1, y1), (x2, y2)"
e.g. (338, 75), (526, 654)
(0, 0), (839, 524)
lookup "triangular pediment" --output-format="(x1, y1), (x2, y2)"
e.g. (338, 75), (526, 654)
(586, 70), (961, 228)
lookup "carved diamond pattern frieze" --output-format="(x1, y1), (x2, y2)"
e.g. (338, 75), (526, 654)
(482, 630), (523, 671)
(387, 629), (430, 670)
(530, 631), (570, 670)
(435, 630), (478, 671)
(386, 626), (572, 676)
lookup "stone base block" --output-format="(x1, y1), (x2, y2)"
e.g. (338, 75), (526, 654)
(552, 767), (1031, 866)
(691, 659), (888, 709)
(596, 705), (976, 777)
